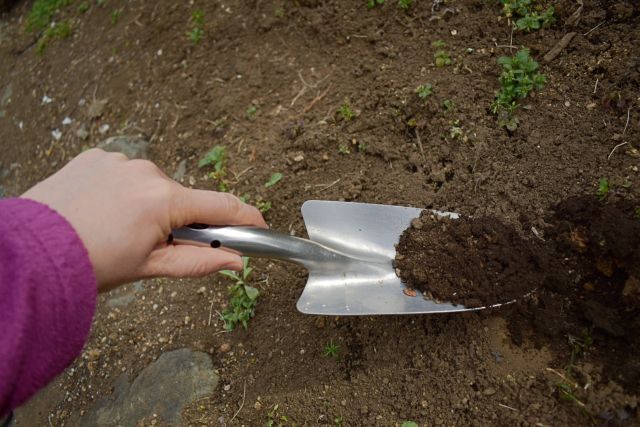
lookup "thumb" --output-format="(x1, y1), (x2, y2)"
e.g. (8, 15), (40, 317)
(138, 245), (243, 278)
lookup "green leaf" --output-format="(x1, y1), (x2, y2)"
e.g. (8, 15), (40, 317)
(219, 270), (240, 281)
(401, 422), (419, 427)
(244, 285), (260, 301)
(199, 146), (226, 168)
(265, 172), (283, 187)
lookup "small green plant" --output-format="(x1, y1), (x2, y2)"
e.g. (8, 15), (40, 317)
(432, 40), (452, 67)
(219, 258), (259, 331)
(266, 404), (295, 427)
(265, 172), (283, 188)
(246, 105), (258, 120)
(274, 7), (285, 17)
(36, 21), (72, 53)
(491, 49), (545, 130)
(338, 143), (351, 155)
(334, 416), (343, 426)
(256, 200), (272, 214)
(596, 178), (609, 201)
(188, 9), (204, 44)
(198, 146), (229, 191)
(111, 8), (121, 25)
(358, 142), (367, 153)
(635, 207), (640, 220)
(401, 422), (419, 427)
(367, 0), (384, 8)
(443, 99), (455, 111)
(398, 0), (412, 8)
(415, 84), (433, 99)
(501, 0), (555, 32)
(449, 120), (464, 141)
(339, 102), (356, 121)
(323, 340), (340, 358)
(27, 0), (70, 32)
(78, 2), (90, 13)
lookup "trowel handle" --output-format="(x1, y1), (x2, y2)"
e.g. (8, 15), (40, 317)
(170, 224), (346, 267)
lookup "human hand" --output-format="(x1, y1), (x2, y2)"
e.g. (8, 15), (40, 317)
(22, 149), (267, 291)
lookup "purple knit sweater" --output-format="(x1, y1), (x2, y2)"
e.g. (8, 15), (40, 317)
(0, 198), (97, 416)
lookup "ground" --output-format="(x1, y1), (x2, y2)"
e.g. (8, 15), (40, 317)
(1, 0), (639, 426)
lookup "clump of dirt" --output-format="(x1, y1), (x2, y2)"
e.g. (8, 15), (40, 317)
(394, 212), (555, 308)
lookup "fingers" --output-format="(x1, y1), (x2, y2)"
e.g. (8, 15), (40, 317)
(171, 188), (267, 229)
(138, 245), (243, 278)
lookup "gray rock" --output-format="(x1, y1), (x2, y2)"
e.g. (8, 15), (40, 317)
(76, 348), (218, 426)
(105, 281), (144, 308)
(97, 135), (150, 160)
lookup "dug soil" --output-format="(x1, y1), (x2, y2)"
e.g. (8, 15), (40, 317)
(1, 0), (639, 426)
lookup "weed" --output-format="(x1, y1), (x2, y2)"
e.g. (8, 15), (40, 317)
(567, 330), (592, 371)
(188, 10), (204, 44)
(501, 0), (555, 32)
(367, 0), (384, 8)
(401, 422), (419, 427)
(246, 105), (258, 120)
(443, 99), (455, 111)
(219, 258), (259, 331)
(358, 142), (367, 153)
(198, 146), (229, 191)
(95, 0), (105, 5)
(398, 0), (412, 9)
(339, 102), (356, 121)
(635, 207), (640, 220)
(78, 2), (90, 13)
(111, 8), (121, 25)
(27, 0), (70, 32)
(274, 7), (285, 17)
(338, 143), (351, 155)
(323, 340), (340, 358)
(490, 49), (545, 130)
(266, 404), (295, 427)
(256, 200), (272, 214)
(265, 172), (283, 188)
(449, 120), (464, 141)
(415, 84), (433, 99)
(432, 40), (452, 67)
(334, 416), (343, 426)
(36, 21), (72, 53)
(596, 178), (609, 201)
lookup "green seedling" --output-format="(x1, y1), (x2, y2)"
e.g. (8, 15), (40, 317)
(338, 143), (351, 155)
(415, 84), (433, 99)
(449, 120), (464, 141)
(596, 178), (609, 201)
(401, 422), (419, 427)
(398, 0), (412, 8)
(27, 0), (70, 32)
(198, 146), (229, 191)
(443, 99), (455, 111)
(111, 8), (121, 25)
(96, 0), (106, 5)
(323, 340), (340, 358)
(266, 404), (294, 427)
(36, 21), (72, 53)
(432, 40), (452, 67)
(358, 142), (367, 153)
(257, 200), (272, 214)
(501, 0), (555, 32)
(339, 102), (356, 121)
(246, 105), (258, 120)
(334, 416), (343, 426)
(219, 257), (259, 331)
(491, 49), (545, 130)
(274, 7), (285, 17)
(78, 2), (90, 13)
(367, 0), (384, 8)
(188, 10), (204, 44)
(265, 172), (283, 188)
(635, 207), (640, 220)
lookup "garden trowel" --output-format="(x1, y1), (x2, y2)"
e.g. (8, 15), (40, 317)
(172, 200), (473, 315)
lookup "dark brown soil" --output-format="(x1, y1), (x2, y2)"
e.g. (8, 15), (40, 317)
(2, 0), (640, 425)
(395, 213), (553, 308)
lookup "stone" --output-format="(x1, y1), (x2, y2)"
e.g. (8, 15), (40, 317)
(173, 159), (187, 182)
(74, 348), (218, 426)
(220, 343), (231, 353)
(88, 99), (108, 119)
(97, 135), (150, 160)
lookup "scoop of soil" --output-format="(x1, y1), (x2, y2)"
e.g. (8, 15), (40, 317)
(395, 212), (553, 307)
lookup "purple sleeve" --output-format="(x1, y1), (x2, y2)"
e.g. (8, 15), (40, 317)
(0, 198), (97, 416)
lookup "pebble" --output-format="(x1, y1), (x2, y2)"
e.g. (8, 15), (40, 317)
(197, 286), (206, 294)
(220, 343), (231, 353)
(483, 387), (497, 396)
(410, 218), (423, 230)
(314, 317), (325, 329)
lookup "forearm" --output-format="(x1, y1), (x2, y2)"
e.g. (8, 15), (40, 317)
(0, 198), (97, 416)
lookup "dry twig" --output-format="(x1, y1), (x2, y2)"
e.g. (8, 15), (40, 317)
(230, 380), (247, 422)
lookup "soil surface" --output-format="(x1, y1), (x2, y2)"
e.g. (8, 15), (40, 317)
(2, 0), (639, 425)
